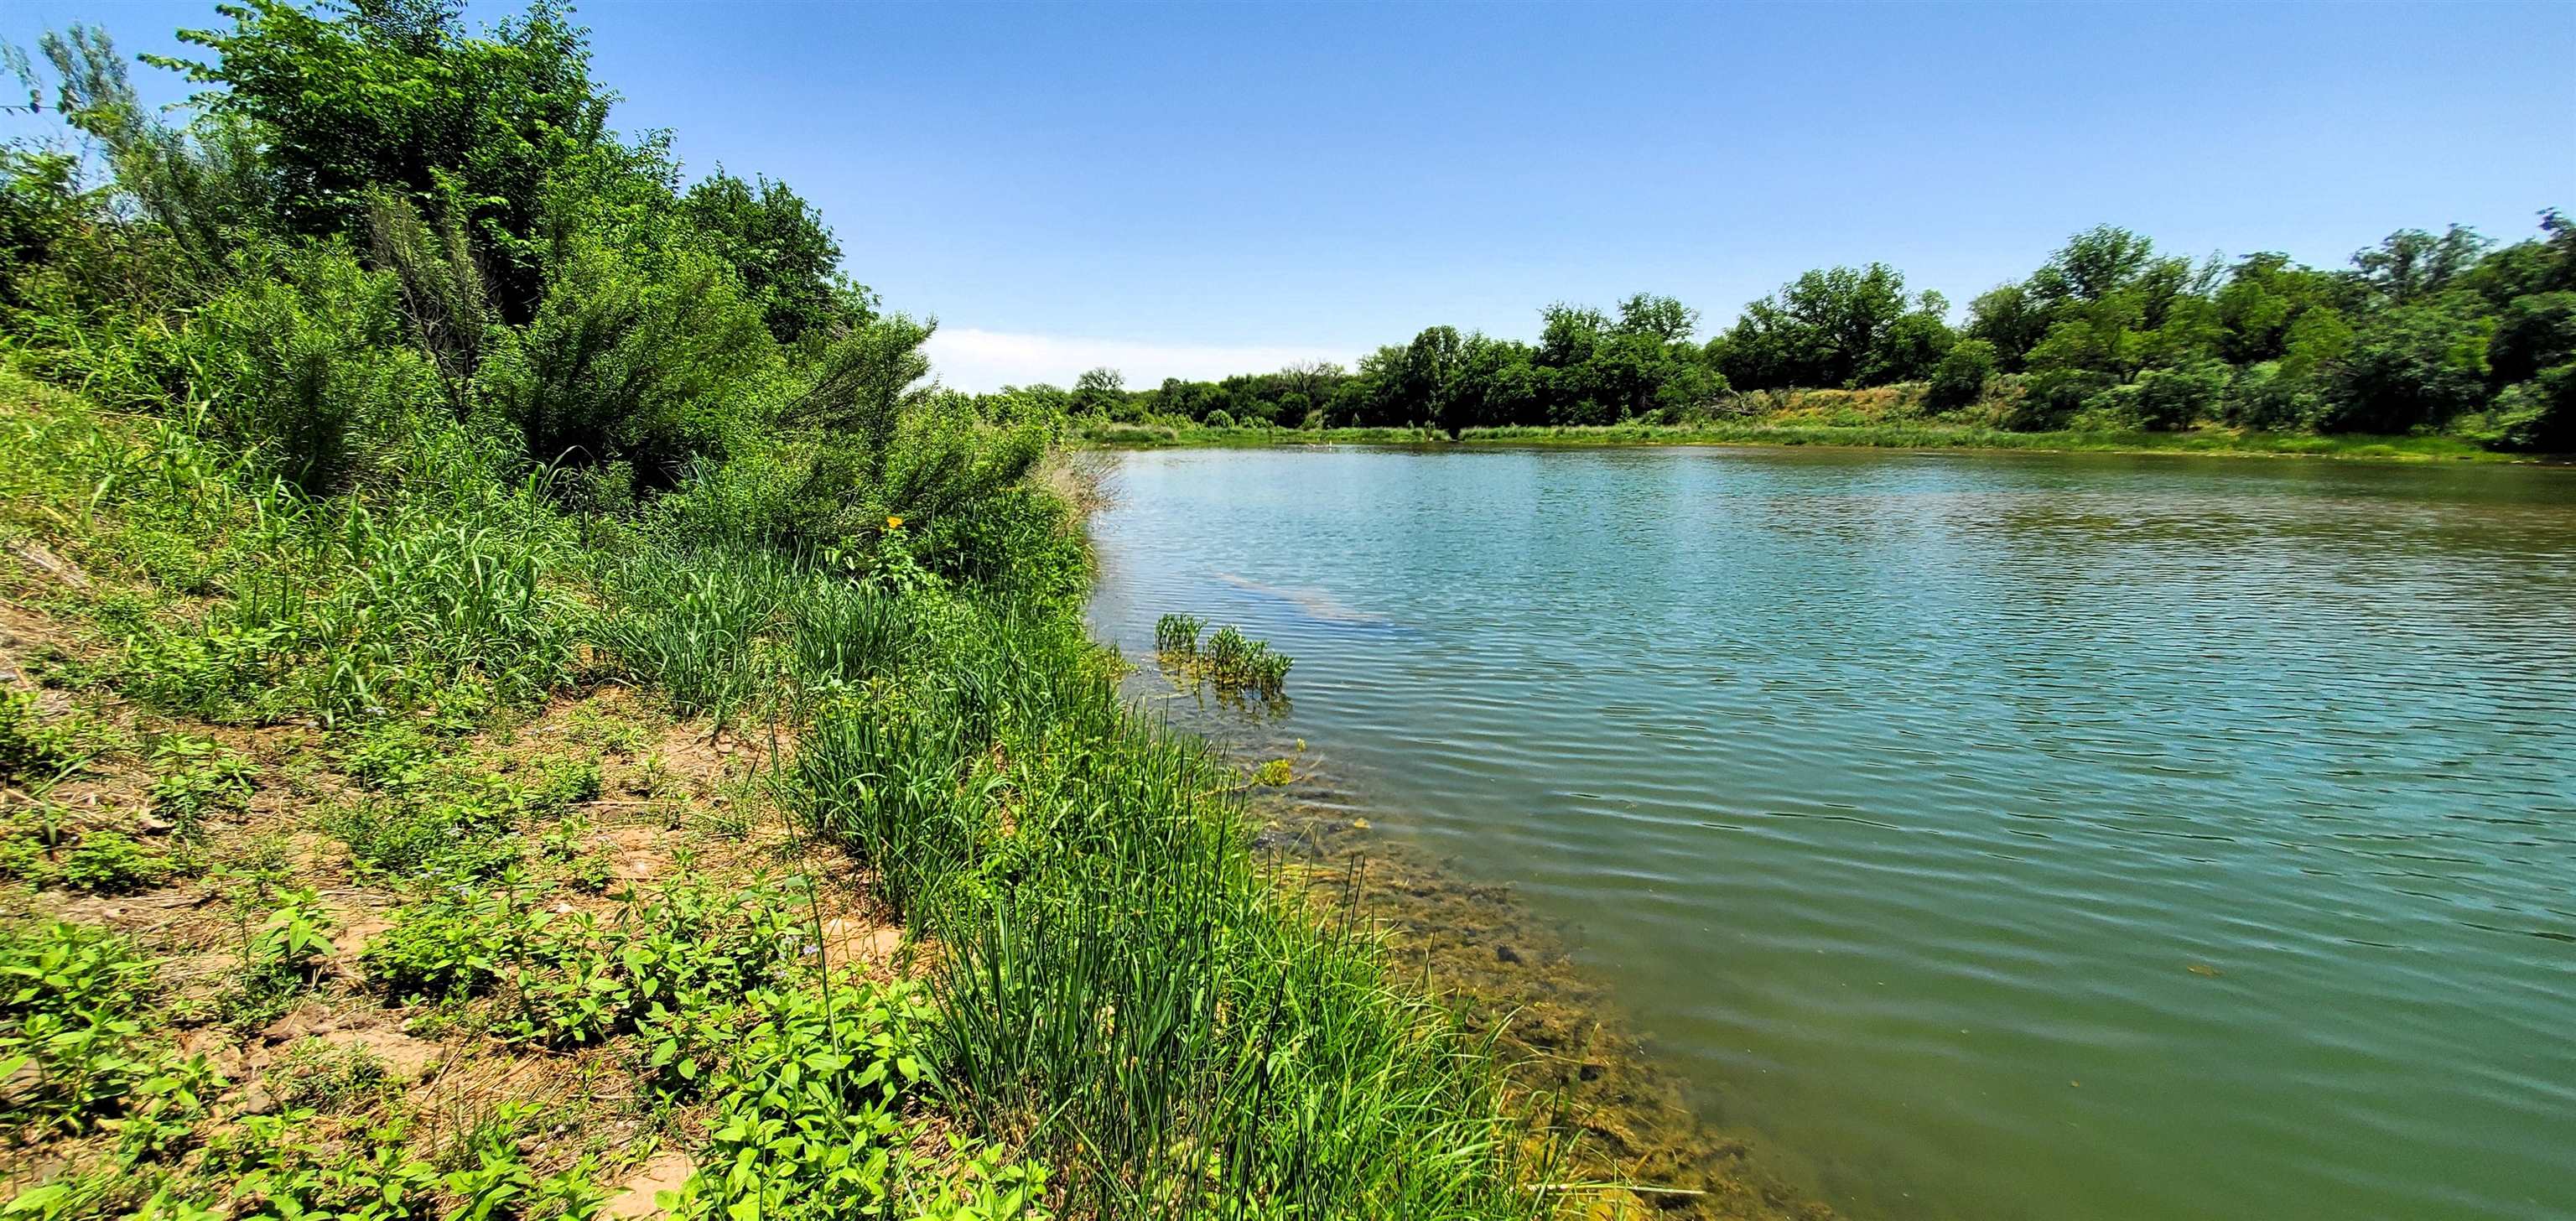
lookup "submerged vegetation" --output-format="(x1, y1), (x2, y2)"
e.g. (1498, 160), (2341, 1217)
(0, 6), (1602, 1220)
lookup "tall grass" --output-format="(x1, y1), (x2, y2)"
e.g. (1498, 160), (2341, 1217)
(4, 369), (1545, 1219)
(778, 600), (1540, 1219)
(2, 374), (580, 725)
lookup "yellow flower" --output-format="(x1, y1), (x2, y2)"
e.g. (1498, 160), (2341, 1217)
(885, 515), (905, 530)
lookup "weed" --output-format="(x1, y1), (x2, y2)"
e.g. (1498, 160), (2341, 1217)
(1153, 613), (1203, 654)
(0, 688), (87, 787)
(262, 1037), (390, 1113)
(0, 920), (177, 1135)
(51, 830), (176, 894)
(148, 735), (259, 840)
(361, 888), (527, 1004)
(221, 891), (335, 1026)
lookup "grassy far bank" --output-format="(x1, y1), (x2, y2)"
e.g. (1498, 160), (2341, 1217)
(1083, 417), (2525, 462)
(1076, 384), (2548, 463)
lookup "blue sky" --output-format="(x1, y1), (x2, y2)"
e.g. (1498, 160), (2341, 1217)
(8, 1), (2573, 389)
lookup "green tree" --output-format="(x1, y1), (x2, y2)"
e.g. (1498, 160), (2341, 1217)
(1965, 283), (2049, 371)
(1860, 292), (1955, 385)
(2485, 290), (2576, 387)
(1614, 293), (1698, 343)
(678, 170), (870, 345)
(2315, 293), (2493, 433)
(2352, 224), (2490, 304)
(1071, 366), (1125, 416)
(164, 0), (619, 320)
(1716, 263), (1909, 389)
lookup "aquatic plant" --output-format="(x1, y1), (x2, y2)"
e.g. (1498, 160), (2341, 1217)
(1202, 625), (1293, 694)
(1153, 612), (1204, 654)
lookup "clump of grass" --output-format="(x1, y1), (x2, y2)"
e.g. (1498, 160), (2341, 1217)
(0, 688), (89, 786)
(262, 1037), (391, 1112)
(787, 597), (1537, 1218)
(1202, 624), (1293, 694)
(1152, 616), (1293, 695)
(1153, 612), (1203, 654)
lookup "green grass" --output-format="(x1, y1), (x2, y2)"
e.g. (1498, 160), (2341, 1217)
(1082, 413), (2539, 463)
(0, 351), (1546, 1218)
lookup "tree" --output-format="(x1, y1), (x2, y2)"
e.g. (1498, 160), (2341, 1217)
(679, 170), (870, 344)
(1072, 366), (1124, 415)
(1716, 263), (1909, 389)
(164, 0), (620, 320)
(2486, 291), (2576, 387)
(2031, 226), (2154, 304)
(1966, 283), (2049, 371)
(2353, 225), (2490, 304)
(1861, 292), (1955, 385)
(2315, 294), (2492, 433)
(1615, 293), (1698, 343)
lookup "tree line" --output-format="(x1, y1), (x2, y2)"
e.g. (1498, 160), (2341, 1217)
(1072, 218), (2573, 451)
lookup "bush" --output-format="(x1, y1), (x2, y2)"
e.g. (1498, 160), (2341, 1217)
(2005, 368), (2103, 430)
(474, 232), (776, 486)
(1203, 408), (1235, 429)
(2490, 363), (2574, 452)
(2129, 361), (2229, 430)
(182, 247), (442, 493)
(1925, 338), (1997, 411)
(2220, 361), (2318, 430)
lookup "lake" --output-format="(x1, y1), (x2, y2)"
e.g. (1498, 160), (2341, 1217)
(1083, 444), (2576, 1221)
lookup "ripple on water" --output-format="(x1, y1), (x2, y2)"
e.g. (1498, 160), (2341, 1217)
(1088, 445), (2576, 1221)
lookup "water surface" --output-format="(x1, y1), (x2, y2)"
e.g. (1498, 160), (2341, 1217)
(1085, 445), (2576, 1221)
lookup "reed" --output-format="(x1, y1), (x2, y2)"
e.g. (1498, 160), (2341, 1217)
(1154, 612), (1205, 654)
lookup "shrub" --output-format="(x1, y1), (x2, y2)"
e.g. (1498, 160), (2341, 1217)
(1927, 338), (1997, 411)
(475, 232), (776, 486)
(181, 247), (442, 493)
(2220, 361), (2317, 430)
(1203, 408), (1235, 429)
(2129, 361), (2230, 430)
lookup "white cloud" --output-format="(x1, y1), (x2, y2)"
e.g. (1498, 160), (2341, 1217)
(922, 327), (1353, 394)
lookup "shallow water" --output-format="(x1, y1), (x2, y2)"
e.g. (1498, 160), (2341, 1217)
(1083, 445), (2576, 1221)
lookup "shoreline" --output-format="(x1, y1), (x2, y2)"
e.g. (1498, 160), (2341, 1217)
(1128, 669), (1844, 1221)
(1080, 421), (2567, 465)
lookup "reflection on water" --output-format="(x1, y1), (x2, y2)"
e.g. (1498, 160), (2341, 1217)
(1086, 445), (2576, 1221)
